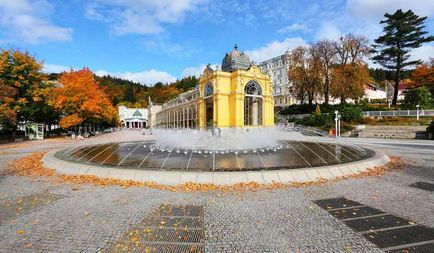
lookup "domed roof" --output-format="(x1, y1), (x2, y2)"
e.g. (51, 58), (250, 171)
(132, 110), (142, 117)
(221, 44), (251, 72)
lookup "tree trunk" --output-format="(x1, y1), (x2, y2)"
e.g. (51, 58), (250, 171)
(324, 76), (330, 105)
(392, 68), (400, 105)
(11, 126), (17, 141)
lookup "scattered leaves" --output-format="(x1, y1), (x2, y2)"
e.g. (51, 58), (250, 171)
(7, 153), (404, 193)
(16, 230), (26, 235)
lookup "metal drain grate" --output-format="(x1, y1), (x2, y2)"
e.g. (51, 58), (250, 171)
(344, 214), (412, 232)
(314, 197), (363, 210)
(385, 242), (434, 253)
(364, 225), (434, 250)
(409, 181), (434, 192)
(329, 206), (385, 220)
(157, 205), (204, 217)
(314, 197), (434, 252)
(107, 204), (205, 253)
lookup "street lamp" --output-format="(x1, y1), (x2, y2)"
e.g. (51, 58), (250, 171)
(334, 110), (339, 138)
(416, 105), (420, 121)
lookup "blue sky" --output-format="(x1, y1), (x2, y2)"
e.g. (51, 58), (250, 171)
(1, 0), (433, 85)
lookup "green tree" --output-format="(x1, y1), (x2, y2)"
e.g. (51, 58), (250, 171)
(124, 84), (137, 104)
(372, 9), (434, 105)
(402, 86), (433, 109)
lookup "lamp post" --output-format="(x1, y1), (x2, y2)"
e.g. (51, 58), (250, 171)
(416, 105), (420, 121)
(338, 114), (341, 138)
(334, 110), (339, 138)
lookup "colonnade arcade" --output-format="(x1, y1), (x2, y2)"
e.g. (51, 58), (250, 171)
(155, 88), (199, 129)
(157, 104), (199, 128)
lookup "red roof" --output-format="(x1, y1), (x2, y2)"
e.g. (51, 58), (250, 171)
(387, 81), (409, 91)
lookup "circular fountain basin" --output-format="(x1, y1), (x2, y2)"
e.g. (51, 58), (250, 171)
(55, 141), (375, 171)
(43, 140), (389, 185)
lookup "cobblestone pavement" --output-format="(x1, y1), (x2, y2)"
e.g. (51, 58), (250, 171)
(0, 131), (433, 253)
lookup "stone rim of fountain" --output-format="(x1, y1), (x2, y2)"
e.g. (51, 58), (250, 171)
(43, 143), (390, 186)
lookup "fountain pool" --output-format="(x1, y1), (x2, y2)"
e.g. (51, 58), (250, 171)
(55, 140), (374, 172)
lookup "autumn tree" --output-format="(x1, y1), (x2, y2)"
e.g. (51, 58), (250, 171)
(288, 46), (323, 105)
(409, 58), (434, 96)
(313, 40), (336, 104)
(372, 9), (434, 105)
(334, 34), (370, 65)
(0, 48), (58, 138)
(53, 68), (118, 130)
(331, 34), (371, 103)
(331, 63), (371, 103)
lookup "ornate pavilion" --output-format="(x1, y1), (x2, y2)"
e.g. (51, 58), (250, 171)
(153, 45), (274, 129)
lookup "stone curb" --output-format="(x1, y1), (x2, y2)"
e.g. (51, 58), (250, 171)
(42, 146), (390, 186)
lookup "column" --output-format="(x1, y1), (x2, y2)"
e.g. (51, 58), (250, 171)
(252, 99), (258, 126)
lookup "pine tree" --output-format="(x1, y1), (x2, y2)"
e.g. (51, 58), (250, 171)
(372, 9), (434, 105)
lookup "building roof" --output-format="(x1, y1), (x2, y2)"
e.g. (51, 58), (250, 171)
(132, 110), (142, 117)
(221, 44), (251, 72)
(385, 81), (409, 91)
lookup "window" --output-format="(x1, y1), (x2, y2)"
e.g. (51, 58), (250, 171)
(204, 83), (213, 97)
(244, 81), (263, 126)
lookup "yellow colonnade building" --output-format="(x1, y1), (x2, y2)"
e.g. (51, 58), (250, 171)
(154, 45), (274, 129)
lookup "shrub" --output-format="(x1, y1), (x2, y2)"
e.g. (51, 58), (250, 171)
(296, 114), (333, 127)
(402, 87), (433, 109)
(340, 106), (363, 122)
(280, 104), (315, 115)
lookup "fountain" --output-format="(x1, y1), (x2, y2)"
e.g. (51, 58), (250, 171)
(55, 127), (377, 172)
(45, 46), (389, 184)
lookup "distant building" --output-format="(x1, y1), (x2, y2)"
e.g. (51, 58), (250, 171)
(384, 80), (409, 101)
(258, 52), (296, 107)
(118, 106), (148, 128)
(363, 84), (386, 102)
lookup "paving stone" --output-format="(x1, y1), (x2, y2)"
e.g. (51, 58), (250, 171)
(0, 132), (433, 253)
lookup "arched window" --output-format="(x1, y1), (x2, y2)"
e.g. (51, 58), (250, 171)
(203, 83), (213, 127)
(244, 81), (263, 126)
(204, 83), (213, 97)
(245, 81), (262, 95)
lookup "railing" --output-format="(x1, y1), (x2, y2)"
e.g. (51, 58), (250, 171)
(278, 113), (311, 120)
(279, 109), (434, 119)
(363, 110), (434, 117)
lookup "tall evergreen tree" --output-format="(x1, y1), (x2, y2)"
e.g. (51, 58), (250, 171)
(372, 9), (434, 105)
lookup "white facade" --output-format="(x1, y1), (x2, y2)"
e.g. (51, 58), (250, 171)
(363, 85), (387, 102)
(258, 52), (296, 107)
(118, 106), (148, 129)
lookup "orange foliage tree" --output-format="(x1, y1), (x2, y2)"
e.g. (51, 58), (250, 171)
(330, 63), (371, 103)
(409, 59), (434, 96)
(53, 68), (119, 129)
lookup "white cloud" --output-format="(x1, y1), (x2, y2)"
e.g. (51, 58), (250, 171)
(315, 22), (341, 40)
(181, 65), (207, 78)
(347, 0), (434, 20)
(43, 63), (177, 85)
(43, 64), (73, 73)
(409, 44), (434, 63)
(143, 39), (200, 58)
(278, 23), (311, 33)
(181, 64), (219, 78)
(95, 69), (177, 85)
(0, 0), (72, 43)
(245, 37), (308, 63)
(85, 0), (204, 35)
